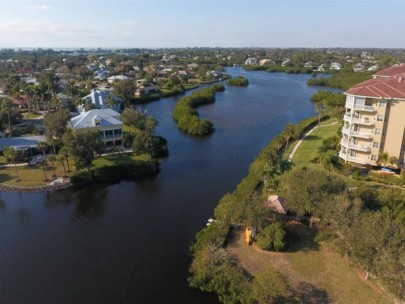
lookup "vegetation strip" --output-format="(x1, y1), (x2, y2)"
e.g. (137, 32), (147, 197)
(172, 83), (225, 136)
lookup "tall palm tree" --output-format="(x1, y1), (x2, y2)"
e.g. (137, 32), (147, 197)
(59, 146), (71, 172)
(0, 97), (13, 136)
(37, 141), (49, 181)
(378, 152), (395, 169)
(47, 155), (57, 177)
(284, 123), (295, 151)
(4, 146), (20, 181)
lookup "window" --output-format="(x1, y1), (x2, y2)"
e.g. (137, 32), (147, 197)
(95, 121), (101, 126)
(373, 142), (379, 148)
(378, 100), (386, 107)
(371, 155), (377, 161)
(374, 128), (381, 135)
(376, 115), (384, 122)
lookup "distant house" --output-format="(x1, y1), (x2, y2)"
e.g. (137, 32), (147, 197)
(245, 58), (257, 66)
(135, 84), (159, 97)
(81, 88), (122, 112)
(304, 61), (313, 68)
(315, 64), (325, 72)
(12, 95), (30, 109)
(187, 63), (199, 70)
(69, 109), (123, 147)
(259, 59), (274, 66)
(266, 195), (288, 215)
(367, 65), (379, 72)
(107, 75), (134, 84)
(281, 58), (291, 67)
(330, 62), (341, 70)
(352, 63), (365, 72)
(94, 70), (110, 81)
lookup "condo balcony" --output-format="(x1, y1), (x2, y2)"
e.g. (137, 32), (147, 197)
(343, 114), (375, 126)
(339, 151), (368, 165)
(340, 139), (371, 152)
(341, 127), (373, 139)
(345, 102), (375, 112)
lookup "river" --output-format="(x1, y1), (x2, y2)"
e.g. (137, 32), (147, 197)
(0, 68), (335, 303)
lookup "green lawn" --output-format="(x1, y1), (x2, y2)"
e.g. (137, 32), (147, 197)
(0, 152), (146, 187)
(291, 123), (341, 168)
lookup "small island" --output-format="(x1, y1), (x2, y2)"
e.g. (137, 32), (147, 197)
(227, 76), (249, 87)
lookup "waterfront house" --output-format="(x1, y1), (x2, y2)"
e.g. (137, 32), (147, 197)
(339, 64), (405, 170)
(135, 83), (159, 97)
(245, 58), (257, 66)
(70, 109), (123, 147)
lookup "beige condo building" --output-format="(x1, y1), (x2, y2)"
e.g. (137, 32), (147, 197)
(339, 64), (405, 170)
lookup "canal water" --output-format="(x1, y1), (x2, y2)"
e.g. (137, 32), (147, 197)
(0, 68), (334, 303)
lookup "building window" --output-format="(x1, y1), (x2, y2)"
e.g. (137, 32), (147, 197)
(374, 128), (381, 135)
(371, 155), (377, 161)
(376, 114), (384, 122)
(95, 121), (101, 126)
(373, 142), (379, 148)
(378, 100), (386, 107)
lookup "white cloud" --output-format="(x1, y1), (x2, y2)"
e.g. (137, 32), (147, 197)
(24, 4), (52, 11)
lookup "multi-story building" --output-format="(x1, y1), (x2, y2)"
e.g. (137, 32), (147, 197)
(70, 109), (123, 147)
(339, 64), (405, 170)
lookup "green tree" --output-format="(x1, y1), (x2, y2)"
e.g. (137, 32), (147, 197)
(3, 146), (20, 181)
(113, 80), (135, 102)
(283, 123), (295, 151)
(121, 108), (157, 133)
(0, 97), (13, 134)
(43, 109), (70, 149)
(251, 267), (292, 304)
(256, 222), (287, 251)
(63, 128), (103, 173)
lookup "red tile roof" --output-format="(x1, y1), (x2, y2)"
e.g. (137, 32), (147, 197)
(345, 76), (405, 99)
(373, 63), (405, 78)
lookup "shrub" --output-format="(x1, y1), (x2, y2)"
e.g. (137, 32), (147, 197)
(256, 222), (287, 252)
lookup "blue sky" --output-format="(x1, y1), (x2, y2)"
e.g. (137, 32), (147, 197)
(1, 0), (404, 48)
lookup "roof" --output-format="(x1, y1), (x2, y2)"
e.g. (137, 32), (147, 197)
(373, 63), (405, 78)
(70, 109), (122, 130)
(0, 135), (47, 151)
(82, 89), (122, 109)
(345, 77), (405, 99)
(266, 195), (288, 215)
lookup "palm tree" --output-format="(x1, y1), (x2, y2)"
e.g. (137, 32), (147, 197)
(283, 123), (295, 151)
(378, 152), (395, 169)
(47, 155), (57, 177)
(57, 155), (67, 177)
(59, 146), (71, 172)
(37, 141), (49, 181)
(0, 97), (13, 136)
(4, 146), (20, 181)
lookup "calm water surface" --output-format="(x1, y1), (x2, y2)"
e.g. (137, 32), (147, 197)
(0, 68), (333, 303)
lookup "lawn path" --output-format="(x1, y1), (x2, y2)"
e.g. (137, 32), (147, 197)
(288, 122), (339, 162)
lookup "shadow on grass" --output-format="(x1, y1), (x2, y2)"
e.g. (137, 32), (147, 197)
(304, 135), (321, 141)
(0, 173), (13, 183)
(296, 282), (332, 304)
(286, 223), (320, 253)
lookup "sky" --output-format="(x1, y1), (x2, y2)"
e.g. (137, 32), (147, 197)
(0, 0), (404, 48)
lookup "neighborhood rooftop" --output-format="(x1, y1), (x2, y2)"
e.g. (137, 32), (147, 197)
(70, 109), (122, 130)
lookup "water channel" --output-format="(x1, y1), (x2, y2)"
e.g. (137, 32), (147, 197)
(0, 68), (334, 303)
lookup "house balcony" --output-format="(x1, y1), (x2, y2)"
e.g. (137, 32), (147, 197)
(340, 139), (371, 153)
(343, 114), (374, 126)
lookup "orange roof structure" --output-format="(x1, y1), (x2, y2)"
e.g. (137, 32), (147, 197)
(373, 63), (405, 79)
(266, 195), (288, 215)
(345, 77), (405, 99)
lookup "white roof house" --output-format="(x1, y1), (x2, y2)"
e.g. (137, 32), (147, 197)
(330, 62), (341, 70)
(81, 89), (122, 112)
(245, 58), (257, 66)
(70, 109), (123, 146)
(107, 75), (134, 84)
